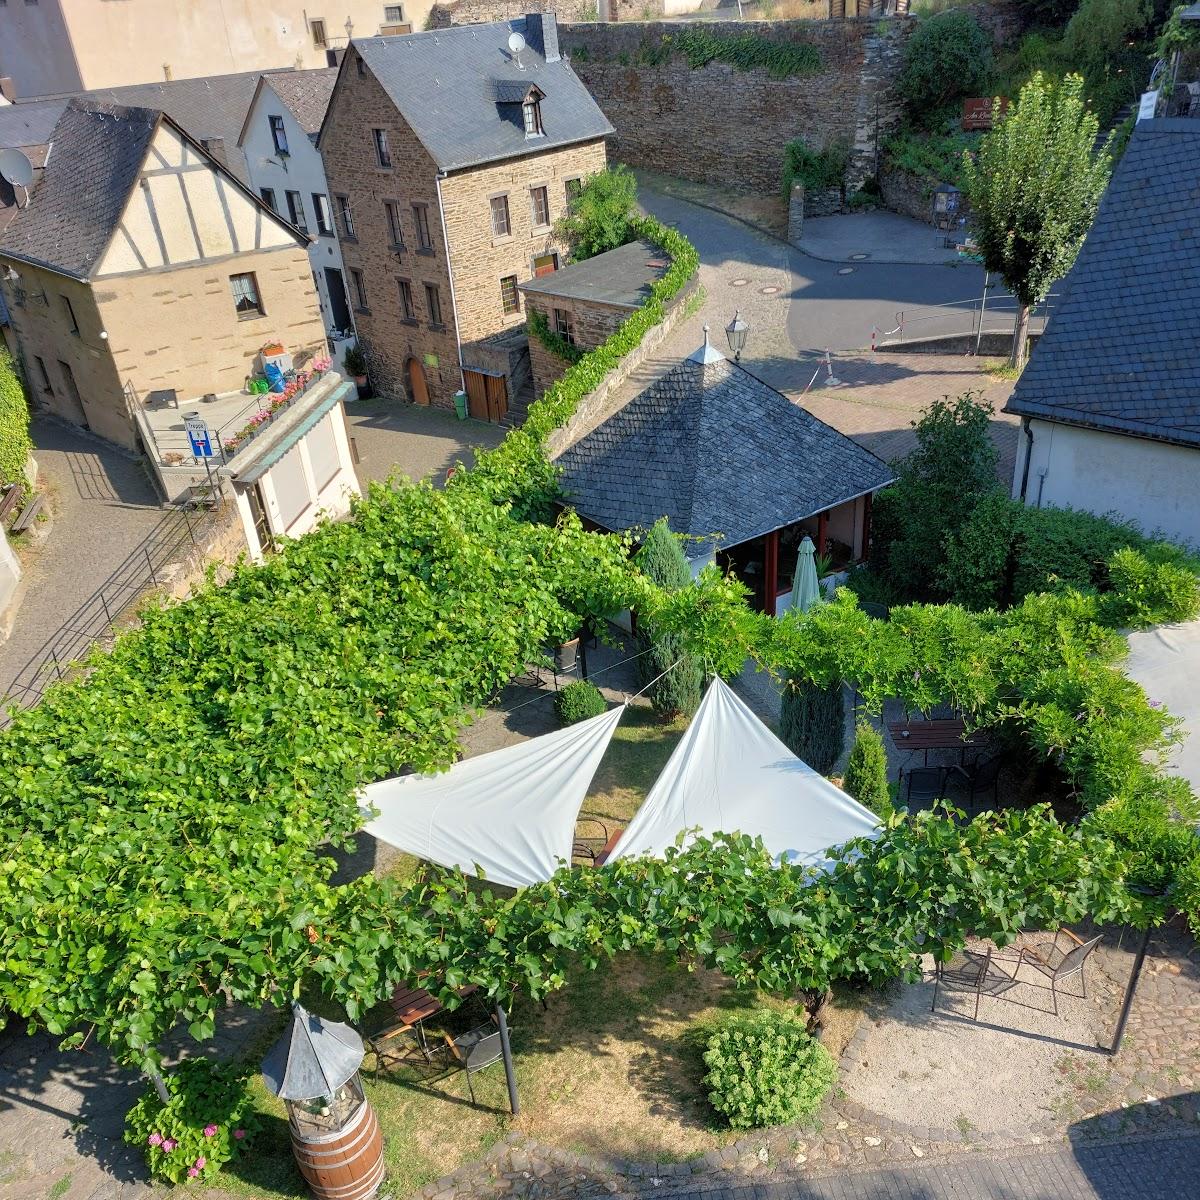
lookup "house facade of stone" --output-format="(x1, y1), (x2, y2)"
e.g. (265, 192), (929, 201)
(238, 69), (359, 360)
(0, 2), (426, 99)
(1005, 119), (1200, 550)
(0, 100), (328, 452)
(318, 13), (612, 414)
(518, 238), (669, 399)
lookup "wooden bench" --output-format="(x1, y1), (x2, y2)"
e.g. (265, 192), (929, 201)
(11, 493), (45, 533)
(0, 484), (24, 525)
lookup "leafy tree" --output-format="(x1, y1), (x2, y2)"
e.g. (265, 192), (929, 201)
(871, 391), (1000, 602)
(898, 11), (992, 123)
(555, 164), (638, 262)
(962, 73), (1112, 367)
(780, 676), (845, 774)
(635, 519), (702, 719)
(843, 721), (892, 819)
(0, 350), (32, 487)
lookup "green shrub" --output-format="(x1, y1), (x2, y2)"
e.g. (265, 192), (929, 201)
(1102, 546), (1200, 628)
(843, 721), (891, 819)
(702, 1011), (837, 1130)
(555, 680), (607, 726)
(555, 164), (638, 262)
(898, 11), (992, 122)
(780, 676), (845, 774)
(342, 343), (367, 378)
(884, 125), (982, 187)
(636, 520), (702, 720)
(124, 1059), (260, 1184)
(1063, 0), (1151, 76)
(782, 138), (849, 199)
(528, 307), (585, 365)
(630, 27), (823, 78)
(0, 351), (32, 487)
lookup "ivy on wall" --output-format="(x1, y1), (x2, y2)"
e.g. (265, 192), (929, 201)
(0, 351), (33, 487)
(527, 307), (586, 365)
(575, 28), (824, 79)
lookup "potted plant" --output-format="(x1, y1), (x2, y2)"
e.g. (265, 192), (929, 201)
(343, 344), (368, 388)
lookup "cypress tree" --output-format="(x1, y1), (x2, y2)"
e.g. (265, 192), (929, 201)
(843, 720), (892, 819)
(635, 520), (702, 720)
(780, 676), (845, 775)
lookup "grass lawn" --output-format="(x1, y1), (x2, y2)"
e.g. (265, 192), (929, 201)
(214, 953), (808, 1199)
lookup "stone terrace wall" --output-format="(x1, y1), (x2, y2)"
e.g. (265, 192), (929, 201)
(428, 0), (602, 27)
(561, 18), (911, 194)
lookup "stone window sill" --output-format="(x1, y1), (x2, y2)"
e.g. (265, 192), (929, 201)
(530, 225), (551, 236)
(342, 235), (359, 244)
(237, 312), (266, 322)
(428, 322), (447, 332)
(491, 233), (513, 247)
(353, 306), (371, 316)
(388, 242), (406, 254)
(400, 317), (419, 327)
(416, 247), (436, 258)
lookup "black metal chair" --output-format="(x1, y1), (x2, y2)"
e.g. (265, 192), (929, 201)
(439, 1023), (505, 1106)
(991, 929), (1102, 1016)
(572, 816), (610, 865)
(931, 945), (996, 1022)
(905, 766), (947, 808)
(954, 754), (1003, 813)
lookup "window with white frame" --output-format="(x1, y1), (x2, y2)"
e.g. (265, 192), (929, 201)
(489, 194), (511, 238)
(336, 195), (355, 239)
(522, 99), (542, 137)
(286, 190), (307, 233)
(269, 114), (289, 155)
(312, 193), (334, 236)
(530, 185), (549, 229)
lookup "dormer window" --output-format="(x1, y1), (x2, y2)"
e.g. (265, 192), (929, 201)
(522, 98), (543, 137)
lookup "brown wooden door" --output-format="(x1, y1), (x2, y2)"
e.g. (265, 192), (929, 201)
(463, 370), (508, 423)
(407, 357), (429, 406)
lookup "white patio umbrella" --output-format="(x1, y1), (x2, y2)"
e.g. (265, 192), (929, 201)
(789, 535), (821, 613)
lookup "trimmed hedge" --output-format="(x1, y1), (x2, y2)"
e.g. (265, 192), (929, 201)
(0, 351), (32, 487)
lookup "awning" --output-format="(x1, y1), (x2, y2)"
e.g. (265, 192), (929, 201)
(361, 703), (625, 888)
(608, 678), (879, 869)
(1125, 619), (1200, 795)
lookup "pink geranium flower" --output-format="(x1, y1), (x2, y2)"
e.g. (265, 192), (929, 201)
(203, 1124), (218, 1137)
(147, 1132), (163, 1146)
(195, 1156), (207, 1169)
(162, 1138), (177, 1153)
(187, 1167), (199, 1178)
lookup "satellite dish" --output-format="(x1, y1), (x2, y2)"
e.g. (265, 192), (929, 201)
(507, 30), (526, 55)
(0, 148), (34, 188)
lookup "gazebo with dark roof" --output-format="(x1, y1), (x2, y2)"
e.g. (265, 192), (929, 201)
(555, 334), (895, 615)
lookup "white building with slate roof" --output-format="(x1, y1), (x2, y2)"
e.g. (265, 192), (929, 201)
(1005, 119), (1200, 549)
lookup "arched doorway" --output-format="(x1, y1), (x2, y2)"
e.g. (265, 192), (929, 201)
(406, 357), (429, 406)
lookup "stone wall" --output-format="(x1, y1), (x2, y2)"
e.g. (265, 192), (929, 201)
(461, 326), (532, 406)
(523, 293), (632, 397)
(878, 161), (931, 224)
(561, 18), (911, 194)
(428, 0), (601, 27)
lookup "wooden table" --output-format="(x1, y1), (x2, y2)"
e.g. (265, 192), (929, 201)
(887, 719), (987, 768)
(387, 981), (479, 1053)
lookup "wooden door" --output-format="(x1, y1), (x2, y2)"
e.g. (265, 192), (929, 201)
(407, 357), (429, 406)
(463, 370), (507, 423)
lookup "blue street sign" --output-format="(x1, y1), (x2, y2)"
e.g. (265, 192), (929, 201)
(184, 413), (214, 458)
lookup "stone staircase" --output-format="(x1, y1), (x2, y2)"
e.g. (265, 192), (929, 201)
(501, 376), (535, 430)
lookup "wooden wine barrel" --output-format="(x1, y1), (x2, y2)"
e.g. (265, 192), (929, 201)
(290, 1098), (385, 1200)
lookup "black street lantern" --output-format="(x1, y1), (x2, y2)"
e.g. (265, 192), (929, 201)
(262, 1004), (384, 1200)
(725, 310), (749, 362)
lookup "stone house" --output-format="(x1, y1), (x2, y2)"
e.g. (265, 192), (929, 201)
(518, 238), (669, 399)
(555, 334), (895, 615)
(237, 69), (359, 359)
(318, 13), (613, 414)
(1005, 119), (1200, 550)
(0, 100), (327, 451)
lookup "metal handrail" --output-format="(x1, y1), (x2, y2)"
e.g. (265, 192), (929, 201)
(871, 284), (1057, 353)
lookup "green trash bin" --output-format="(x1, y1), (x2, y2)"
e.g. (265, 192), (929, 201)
(453, 389), (469, 420)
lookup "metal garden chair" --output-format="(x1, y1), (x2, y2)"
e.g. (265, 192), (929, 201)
(991, 929), (1102, 1016)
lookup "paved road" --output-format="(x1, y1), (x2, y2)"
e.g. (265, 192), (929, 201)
(637, 184), (997, 364)
(658, 1134), (1200, 1200)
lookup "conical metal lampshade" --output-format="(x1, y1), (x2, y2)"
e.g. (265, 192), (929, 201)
(261, 1003), (365, 1101)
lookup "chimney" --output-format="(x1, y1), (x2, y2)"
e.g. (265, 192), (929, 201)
(0, 78), (16, 103)
(523, 12), (560, 63)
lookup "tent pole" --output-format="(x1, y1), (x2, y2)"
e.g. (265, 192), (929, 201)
(495, 1004), (519, 1115)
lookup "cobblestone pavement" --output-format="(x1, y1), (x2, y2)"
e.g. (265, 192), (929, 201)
(0, 417), (164, 696)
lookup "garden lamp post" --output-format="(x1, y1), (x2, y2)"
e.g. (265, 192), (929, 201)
(262, 1003), (384, 1200)
(725, 310), (749, 362)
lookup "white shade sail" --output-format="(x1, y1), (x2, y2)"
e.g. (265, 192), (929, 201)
(608, 678), (879, 869)
(361, 703), (625, 888)
(1125, 619), (1200, 795)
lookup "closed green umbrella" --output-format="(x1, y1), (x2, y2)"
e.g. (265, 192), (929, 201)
(789, 535), (821, 613)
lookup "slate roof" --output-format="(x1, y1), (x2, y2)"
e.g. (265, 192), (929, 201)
(245, 69), (339, 144)
(0, 102), (62, 234)
(519, 239), (669, 309)
(9, 68), (291, 183)
(0, 101), (160, 280)
(340, 15), (613, 172)
(1004, 119), (1200, 450)
(555, 350), (895, 553)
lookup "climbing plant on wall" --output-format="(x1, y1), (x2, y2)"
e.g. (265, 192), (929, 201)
(0, 350), (32, 487)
